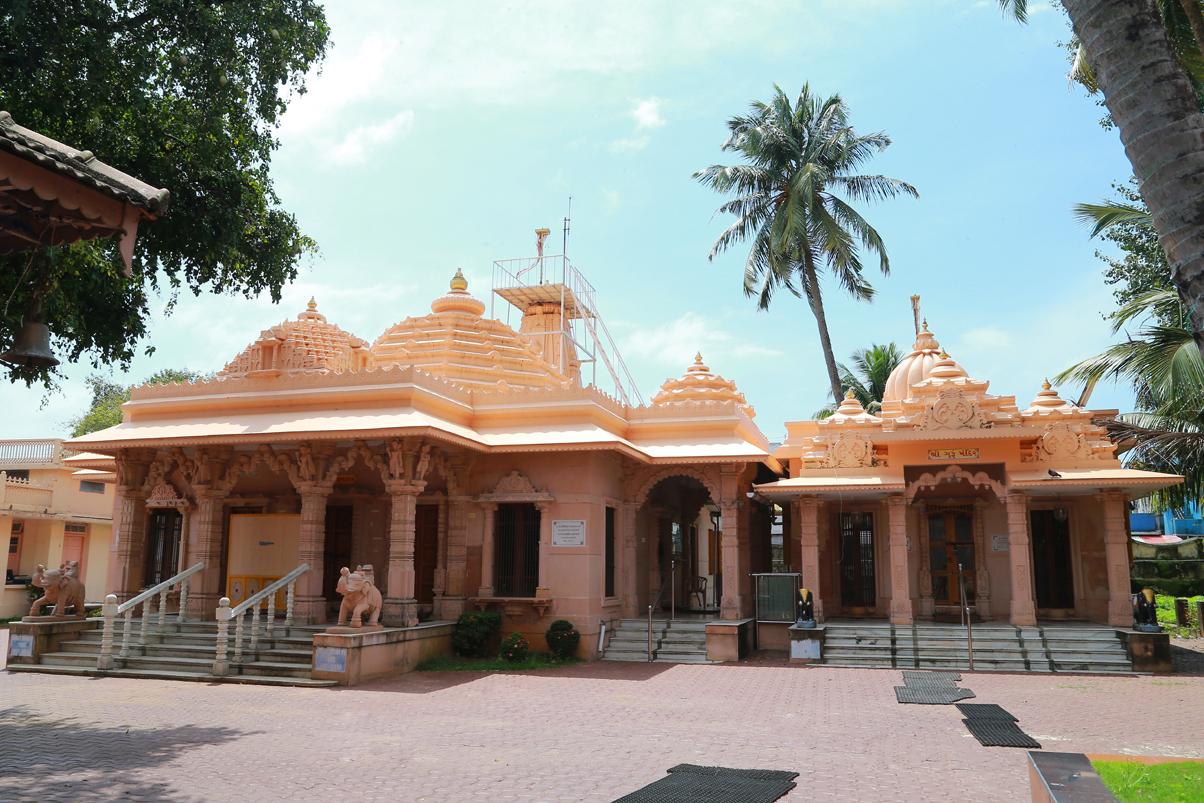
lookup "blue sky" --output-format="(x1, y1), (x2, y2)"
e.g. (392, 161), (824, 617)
(5, 0), (1139, 441)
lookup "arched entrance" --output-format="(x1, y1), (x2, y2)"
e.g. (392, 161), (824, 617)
(636, 475), (719, 615)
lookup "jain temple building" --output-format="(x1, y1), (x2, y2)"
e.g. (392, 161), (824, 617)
(7, 242), (1181, 684)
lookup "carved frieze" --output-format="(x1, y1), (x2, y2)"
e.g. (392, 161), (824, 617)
(916, 387), (989, 431)
(824, 432), (875, 468)
(1036, 423), (1088, 461)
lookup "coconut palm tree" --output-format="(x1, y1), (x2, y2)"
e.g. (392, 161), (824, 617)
(814, 342), (903, 417)
(1001, 0), (1204, 355)
(694, 85), (917, 403)
(1057, 289), (1204, 506)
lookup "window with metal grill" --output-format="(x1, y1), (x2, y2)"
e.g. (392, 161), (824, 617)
(604, 506), (616, 597)
(494, 503), (540, 597)
(79, 480), (106, 494)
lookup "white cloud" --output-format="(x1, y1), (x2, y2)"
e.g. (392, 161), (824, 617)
(608, 135), (650, 153)
(330, 110), (415, 165)
(602, 189), (622, 214)
(632, 98), (665, 130)
(620, 311), (784, 374)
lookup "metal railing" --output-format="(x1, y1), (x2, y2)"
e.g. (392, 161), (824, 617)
(97, 562), (205, 670)
(213, 563), (309, 675)
(646, 559), (676, 662)
(958, 562), (975, 672)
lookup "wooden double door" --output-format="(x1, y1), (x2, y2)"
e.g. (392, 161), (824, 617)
(927, 509), (976, 606)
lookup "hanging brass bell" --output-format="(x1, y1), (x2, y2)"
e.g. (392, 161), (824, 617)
(1, 317), (59, 369)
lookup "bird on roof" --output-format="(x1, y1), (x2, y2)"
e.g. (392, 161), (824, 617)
(1048, 469), (1062, 479)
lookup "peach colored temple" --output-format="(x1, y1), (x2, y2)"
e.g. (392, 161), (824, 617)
(66, 265), (1180, 658)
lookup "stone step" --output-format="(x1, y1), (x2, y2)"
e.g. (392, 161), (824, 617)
(653, 654), (714, 664)
(5, 663), (337, 687)
(601, 649), (651, 661)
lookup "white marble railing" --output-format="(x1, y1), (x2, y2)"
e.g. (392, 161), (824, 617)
(0, 438), (64, 467)
(212, 563), (309, 675)
(96, 562), (205, 670)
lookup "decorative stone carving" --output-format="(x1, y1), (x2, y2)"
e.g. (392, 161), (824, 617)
(336, 565), (383, 627)
(906, 464), (1006, 503)
(495, 470), (537, 495)
(28, 561), (85, 618)
(916, 387), (988, 431)
(1036, 423), (1088, 461)
(824, 432), (875, 468)
(145, 481), (186, 509)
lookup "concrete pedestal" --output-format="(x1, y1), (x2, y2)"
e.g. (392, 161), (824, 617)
(311, 621), (452, 686)
(6, 618), (94, 666)
(1118, 629), (1173, 674)
(787, 624), (825, 664)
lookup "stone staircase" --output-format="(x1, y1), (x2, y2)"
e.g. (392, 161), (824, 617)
(823, 621), (1132, 673)
(601, 619), (713, 663)
(7, 618), (336, 687)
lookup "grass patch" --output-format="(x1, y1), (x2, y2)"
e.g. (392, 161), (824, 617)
(1154, 594), (1204, 637)
(416, 652), (579, 672)
(1094, 760), (1204, 803)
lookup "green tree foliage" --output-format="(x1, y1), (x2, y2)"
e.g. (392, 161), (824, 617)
(69, 368), (202, 437)
(814, 342), (902, 417)
(695, 85), (917, 403)
(1075, 182), (1172, 314)
(0, 1), (329, 387)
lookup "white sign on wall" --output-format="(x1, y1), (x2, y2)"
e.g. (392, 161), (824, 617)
(992, 534), (1010, 552)
(552, 519), (586, 547)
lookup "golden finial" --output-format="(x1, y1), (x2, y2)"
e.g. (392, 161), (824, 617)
(939, 351), (950, 360)
(307, 297), (317, 311)
(450, 268), (468, 291)
(922, 318), (929, 332)
(1042, 378), (1052, 391)
(694, 352), (703, 364)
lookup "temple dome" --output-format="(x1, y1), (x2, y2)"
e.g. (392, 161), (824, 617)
(1023, 379), (1077, 414)
(219, 298), (369, 378)
(651, 353), (755, 417)
(369, 270), (569, 390)
(882, 323), (966, 403)
(827, 389), (881, 424)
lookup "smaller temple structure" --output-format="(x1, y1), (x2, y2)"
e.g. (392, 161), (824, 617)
(756, 320), (1181, 628)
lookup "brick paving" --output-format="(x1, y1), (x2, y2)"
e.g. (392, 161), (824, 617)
(2, 630), (1203, 802)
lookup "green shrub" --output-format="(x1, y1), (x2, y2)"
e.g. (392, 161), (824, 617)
(1133, 578), (1204, 598)
(545, 619), (580, 659)
(500, 632), (530, 663)
(451, 611), (502, 658)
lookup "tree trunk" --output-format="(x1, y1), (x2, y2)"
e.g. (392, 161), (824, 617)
(802, 251), (844, 402)
(1063, 0), (1204, 355)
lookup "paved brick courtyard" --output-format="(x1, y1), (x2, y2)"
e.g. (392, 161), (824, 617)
(2, 630), (1202, 802)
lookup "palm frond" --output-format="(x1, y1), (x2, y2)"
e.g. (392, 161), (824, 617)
(1072, 201), (1152, 238)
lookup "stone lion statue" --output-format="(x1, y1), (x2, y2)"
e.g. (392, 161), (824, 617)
(29, 561), (86, 618)
(336, 565), (382, 628)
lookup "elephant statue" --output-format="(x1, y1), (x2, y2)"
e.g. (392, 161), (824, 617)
(336, 565), (382, 628)
(29, 561), (86, 618)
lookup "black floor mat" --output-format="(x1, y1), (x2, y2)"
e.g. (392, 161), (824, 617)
(894, 685), (976, 704)
(956, 703), (1017, 721)
(963, 718), (1041, 748)
(903, 670), (962, 682)
(614, 764), (798, 803)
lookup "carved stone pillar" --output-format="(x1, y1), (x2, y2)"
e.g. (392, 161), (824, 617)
(621, 502), (639, 618)
(433, 496), (448, 601)
(915, 501), (934, 618)
(477, 502), (498, 597)
(972, 499), (992, 618)
(108, 485), (148, 600)
(188, 487), (229, 617)
(535, 501), (553, 599)
(1100, 491), (1132, 627)
(295, 485), (331, 624)
(384, 480), (424, 626)
(1006, 492), (1037, 626)
(718, 501), (742, 619)
(438, 494), (470, 619)
(797, 497), (824, 623)
(886, 495), (913, 625)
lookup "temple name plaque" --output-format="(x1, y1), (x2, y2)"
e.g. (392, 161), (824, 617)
(992, 534), (1009, 552)
(552, 520), (586, 547)
(313, 646), (347, 672)
(927, 447), (981, 461)
(8, 634), (33, 658)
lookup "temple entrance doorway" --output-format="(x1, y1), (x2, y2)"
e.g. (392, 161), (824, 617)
(144, 509), (182, 587)
(323, 505), (354, 615)
(1031, 509), (1074, 610)
(414, 503), (439, 607)
(495, 502), (540, 596)
(837, 511), (877, 614)
(927, 508), (976, 606)
(639, 475), (717, 614)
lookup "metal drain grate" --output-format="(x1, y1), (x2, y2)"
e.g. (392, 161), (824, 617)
(903, 670), (962, 682)
(963, 718), (1041, 749)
